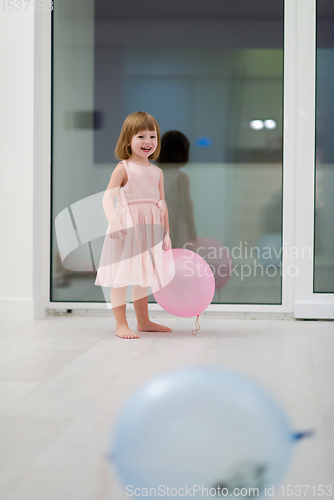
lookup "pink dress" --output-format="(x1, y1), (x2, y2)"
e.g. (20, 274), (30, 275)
(94, 159), (167, 288)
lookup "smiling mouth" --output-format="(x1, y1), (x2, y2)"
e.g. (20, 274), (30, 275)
(142, 147), (151, 151)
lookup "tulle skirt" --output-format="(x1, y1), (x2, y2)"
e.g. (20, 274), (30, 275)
(94, 199), (166, 288)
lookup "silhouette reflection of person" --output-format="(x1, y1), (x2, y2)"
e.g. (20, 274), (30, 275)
(157, 131), (197, 249)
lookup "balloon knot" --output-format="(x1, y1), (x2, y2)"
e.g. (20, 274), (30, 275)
(292, 430), (315, 440)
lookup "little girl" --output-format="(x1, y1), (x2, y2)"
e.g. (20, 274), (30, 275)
(95, 111), (172, 339)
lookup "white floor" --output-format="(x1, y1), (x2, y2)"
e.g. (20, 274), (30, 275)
(0, 312), (333, 500)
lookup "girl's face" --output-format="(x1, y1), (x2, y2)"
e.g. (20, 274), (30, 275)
(129, 129), (158, 161)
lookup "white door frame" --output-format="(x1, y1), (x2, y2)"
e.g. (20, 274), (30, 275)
(41, 0), (334, 319)
(293, 0), (334, 319)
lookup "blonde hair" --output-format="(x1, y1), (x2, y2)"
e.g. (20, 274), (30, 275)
(115, 111), (161, 161)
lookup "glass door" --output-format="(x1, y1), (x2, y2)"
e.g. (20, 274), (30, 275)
(314, 0), (334, 294)
(51, 0), (288, 312)
(293, 0), (334, 319)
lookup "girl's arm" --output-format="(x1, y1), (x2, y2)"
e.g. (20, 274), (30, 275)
(158, 168), (172, 250)
(103, 162), (126, 237)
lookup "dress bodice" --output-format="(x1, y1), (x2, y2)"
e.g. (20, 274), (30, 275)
(116, 159), (161, 204)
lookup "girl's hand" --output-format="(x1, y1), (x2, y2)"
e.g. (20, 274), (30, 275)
(108, 220), (127, 240)
(109, 229), (127, 240)
(162, 232), (172, 251)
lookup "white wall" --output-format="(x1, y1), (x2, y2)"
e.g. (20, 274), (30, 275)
(1, 8), (34, 320)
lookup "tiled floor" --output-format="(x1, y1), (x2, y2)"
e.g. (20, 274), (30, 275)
(0, 313), (333, 499)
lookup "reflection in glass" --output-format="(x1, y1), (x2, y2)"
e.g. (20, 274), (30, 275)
(51, 0), (284, 305)
(157, 130), (197, 250)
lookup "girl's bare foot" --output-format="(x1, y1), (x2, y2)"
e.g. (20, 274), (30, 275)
(115, 324), (139, 339)
(137, 320), (172, 333)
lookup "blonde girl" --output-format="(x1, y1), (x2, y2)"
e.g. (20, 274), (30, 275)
(95, 111), (172, 339)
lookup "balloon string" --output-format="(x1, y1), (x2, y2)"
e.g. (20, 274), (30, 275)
(191, 315), (200, 336)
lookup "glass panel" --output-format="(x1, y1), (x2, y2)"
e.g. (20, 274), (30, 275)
(51, 0), (284, 305)
(314, 0), (334, 293)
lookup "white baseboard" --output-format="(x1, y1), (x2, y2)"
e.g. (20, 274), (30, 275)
(46, 308), (295, 321)
(294, 301), (334, 319)
(0, 296), (47, 321)
(33, 295), (48, 320)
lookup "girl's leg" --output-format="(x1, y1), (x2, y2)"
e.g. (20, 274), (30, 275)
(111, 286), (139, 339)
(132, 285), (172, 333)
(132, 285), (150, 324)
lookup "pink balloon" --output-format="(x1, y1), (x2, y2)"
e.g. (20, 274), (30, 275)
(188, 238), (233, 290)
(151, 249), (215, 317)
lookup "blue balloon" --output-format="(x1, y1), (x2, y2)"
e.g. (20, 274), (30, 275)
(109, 367), (312, 499)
